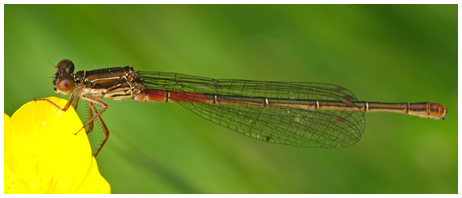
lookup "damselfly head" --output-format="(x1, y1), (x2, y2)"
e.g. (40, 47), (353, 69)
(53, 59), (76, 95)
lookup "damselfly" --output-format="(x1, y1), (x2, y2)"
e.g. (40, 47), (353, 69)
(42, 59), (447, 156)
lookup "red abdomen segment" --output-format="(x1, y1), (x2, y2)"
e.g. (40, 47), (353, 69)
(134, 89), (208, 103)
(134, 90), (448, 120)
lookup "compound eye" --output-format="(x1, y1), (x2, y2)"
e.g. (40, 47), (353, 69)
(56, 59), (75, 73)
(56, 77), (75, 94)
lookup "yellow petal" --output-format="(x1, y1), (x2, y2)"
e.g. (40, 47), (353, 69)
(4, 97), (110, 193)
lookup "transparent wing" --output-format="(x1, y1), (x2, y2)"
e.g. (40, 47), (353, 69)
(139, 71), (365, 148)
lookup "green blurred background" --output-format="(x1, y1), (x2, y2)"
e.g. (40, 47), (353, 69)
(4, 5), (457, 193)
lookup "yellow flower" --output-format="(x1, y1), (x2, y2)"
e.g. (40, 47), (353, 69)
(4, 97), (111, 194)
